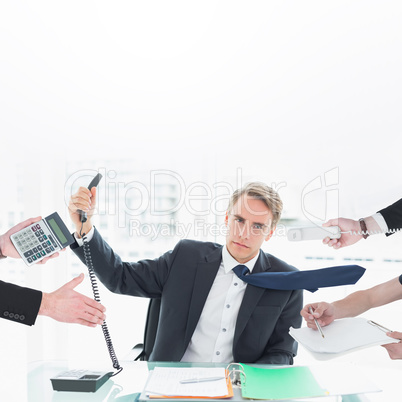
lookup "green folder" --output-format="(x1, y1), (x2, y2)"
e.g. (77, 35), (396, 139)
(240, 364), (328, 400)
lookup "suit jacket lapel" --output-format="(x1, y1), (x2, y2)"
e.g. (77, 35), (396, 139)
(233, 250), (271, 348)
(184, 246), (223, 347)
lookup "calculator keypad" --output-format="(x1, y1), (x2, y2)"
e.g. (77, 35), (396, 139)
(12, 222), (60, 265)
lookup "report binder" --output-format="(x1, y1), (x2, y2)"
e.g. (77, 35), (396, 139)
(227, 363), (328, 400)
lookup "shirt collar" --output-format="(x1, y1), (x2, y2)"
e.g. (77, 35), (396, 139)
(222, 246), (260, 274)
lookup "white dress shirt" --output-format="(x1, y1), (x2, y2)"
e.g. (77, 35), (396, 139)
(180, 246), (259, 363)
(372, 213), (388, 233)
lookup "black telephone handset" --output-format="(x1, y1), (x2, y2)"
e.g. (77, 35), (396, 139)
(51, 173), (123, 393)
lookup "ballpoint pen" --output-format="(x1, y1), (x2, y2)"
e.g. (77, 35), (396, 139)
(309, 306), (325, 338)
(179, 376), (226, 384)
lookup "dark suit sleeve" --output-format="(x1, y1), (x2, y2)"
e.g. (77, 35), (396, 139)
(378, 198), (402, 235)
(70, 227), (179, 298)
(255, 289), (303, 365)
(0, 280), (42, 326)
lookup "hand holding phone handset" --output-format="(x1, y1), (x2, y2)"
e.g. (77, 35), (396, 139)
(287, 219), (401, 244)
(74, 174), (122, 376)
(322, 217), (402, 249)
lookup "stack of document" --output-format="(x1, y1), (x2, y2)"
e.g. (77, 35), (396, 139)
(143, 367), (233, 399)
(290, 317), (396, 360)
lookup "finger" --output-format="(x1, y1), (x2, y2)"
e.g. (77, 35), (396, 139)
(10, 216), (42, 234)
(64, 273), (85, 289)
(75, 318), (98, 328)
(84, 297), (106, 313)
(387, 331), (402, 340)
(90, 187), (97, 203)
(327, 238), (339, 247)
(83, 307), (106, 323)
(69, 195), (92, 212)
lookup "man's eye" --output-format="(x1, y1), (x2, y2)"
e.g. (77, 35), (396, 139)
(253, 224), (263, 230)
(235, 218), (244, 223)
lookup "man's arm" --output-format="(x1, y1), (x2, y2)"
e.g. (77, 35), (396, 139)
(0, 275), (106, 327)
(0, 280), (42, 325)
(256, 289), (303, 364)
(301, 276), (402, 328)
(378, 198), (402, 233)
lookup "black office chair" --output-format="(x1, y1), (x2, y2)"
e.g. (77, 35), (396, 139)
(131, 298), (161, 361)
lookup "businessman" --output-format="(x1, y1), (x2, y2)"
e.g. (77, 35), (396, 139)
(0, 217), (106, 327)
(303, 197), (402, 359)
(69, 181), (303, 364)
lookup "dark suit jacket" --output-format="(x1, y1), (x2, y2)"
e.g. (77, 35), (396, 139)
(378, 198), (402, 234)
(0, 280), (42, 325)
(72, 228), (303, 364)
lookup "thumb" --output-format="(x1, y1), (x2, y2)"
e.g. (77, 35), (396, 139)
(65, 273), (85, 289)
(387, 331), (402, 340)
(90, 187), (97, 202)
(323, 219), (337, 228)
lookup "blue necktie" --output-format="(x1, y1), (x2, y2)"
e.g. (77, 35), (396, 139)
(232, 264), (365, 293)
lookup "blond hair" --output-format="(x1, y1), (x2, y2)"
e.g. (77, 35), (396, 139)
(228, 182), (283, 228)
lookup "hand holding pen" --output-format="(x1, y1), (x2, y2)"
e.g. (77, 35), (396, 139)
(309, 306), (325, 338)
(300, 302), (336, 330)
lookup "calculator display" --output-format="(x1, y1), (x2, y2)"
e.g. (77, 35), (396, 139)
(48, 218), (68, 244)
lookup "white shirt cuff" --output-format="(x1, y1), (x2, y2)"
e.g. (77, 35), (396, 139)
(74, 226), (95, 246)
(372, 213), (388, 234)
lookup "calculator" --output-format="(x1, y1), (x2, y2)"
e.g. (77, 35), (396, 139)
(10, 212), (74, 266)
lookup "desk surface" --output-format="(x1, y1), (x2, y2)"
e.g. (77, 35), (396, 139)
(26, 360), (399, 402)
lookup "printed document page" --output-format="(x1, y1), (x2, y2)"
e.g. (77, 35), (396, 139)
(144, 367), (230, 398)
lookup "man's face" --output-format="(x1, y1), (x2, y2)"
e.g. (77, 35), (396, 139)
(225, 194), (275, 264)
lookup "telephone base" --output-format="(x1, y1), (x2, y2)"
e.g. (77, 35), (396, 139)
(51, 369), (112, 392)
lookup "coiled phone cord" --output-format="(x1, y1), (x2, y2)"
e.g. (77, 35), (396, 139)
(343, 228), (402, 236)
(80, 223), (123, 377)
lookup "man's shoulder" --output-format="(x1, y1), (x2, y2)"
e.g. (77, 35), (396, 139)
(176, 239), (222, 253)
(261, 251), (299, 272)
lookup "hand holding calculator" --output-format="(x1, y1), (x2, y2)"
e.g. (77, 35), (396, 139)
(10, 212), (74, 266)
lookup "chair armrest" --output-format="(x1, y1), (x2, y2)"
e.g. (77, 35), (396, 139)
(122, 343), (145, 361)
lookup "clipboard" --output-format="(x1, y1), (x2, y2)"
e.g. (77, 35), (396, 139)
(289, 316), (396, 360)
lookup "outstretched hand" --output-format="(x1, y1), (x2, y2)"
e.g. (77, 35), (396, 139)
(39, 273), (106, 327)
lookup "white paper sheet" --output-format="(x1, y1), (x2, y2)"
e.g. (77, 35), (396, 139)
(290, 317), (396, 360)
(144, 367), (229, 397)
